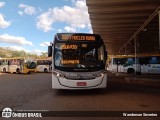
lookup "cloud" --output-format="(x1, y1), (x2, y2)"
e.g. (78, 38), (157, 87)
(40, 42), (50, 47)
(18, 11), (23, 16)
(58, 29), (63, 33)
(18, 4), (36, 15)
(0, 2), (5, 8)
(36, 11), (54, 32)
(89, 29), (93, 33)
(36, 0), (91, 32)
(0, 14), (11, 28)
(64, 26), (76, 32)
(0, 34), (33, 46)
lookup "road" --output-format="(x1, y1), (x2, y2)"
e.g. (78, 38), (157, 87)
(0, 72), (160, 120)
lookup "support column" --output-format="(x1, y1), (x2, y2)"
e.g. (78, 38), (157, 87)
(125, 44), (127, 55)
(159, 11), (160, 50)
(134, 36), (137, 75)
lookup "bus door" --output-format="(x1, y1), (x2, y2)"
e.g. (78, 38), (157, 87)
(141, 65), (148, 74)
(1, 60), (8, 72)
(8, 59), (15, 73)
(20, 60), (24, 73)
(118, 65), (123, 72)
(140, 57), (148, 74)
(117, 58), (123, 72)
(7, 60), (9, 72)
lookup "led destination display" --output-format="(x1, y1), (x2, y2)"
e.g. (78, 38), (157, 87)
(57, 34), (97, 41)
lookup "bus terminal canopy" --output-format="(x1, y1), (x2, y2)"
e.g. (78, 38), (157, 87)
(86, 0), (160, 55)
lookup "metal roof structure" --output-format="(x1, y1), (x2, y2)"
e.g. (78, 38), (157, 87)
(86, 0), (160, 55)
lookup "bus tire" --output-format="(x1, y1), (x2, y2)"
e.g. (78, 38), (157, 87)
(27, 71), (31, 74)
(127, 68), (135, 74)
(3, 68), (6, 73)
(44, 68), (48, 73)
(16, 68), (21, 74)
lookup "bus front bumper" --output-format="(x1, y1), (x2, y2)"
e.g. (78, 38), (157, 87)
(52, 73), (107, 89)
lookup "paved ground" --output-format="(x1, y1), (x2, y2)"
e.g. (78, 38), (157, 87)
(0, 72), (160, 120)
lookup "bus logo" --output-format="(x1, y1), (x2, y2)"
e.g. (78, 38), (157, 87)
(2, 107), (12, 118)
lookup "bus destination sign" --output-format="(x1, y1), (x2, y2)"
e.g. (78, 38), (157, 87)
(60, 34), (96, 41)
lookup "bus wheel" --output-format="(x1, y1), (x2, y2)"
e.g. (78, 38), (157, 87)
(27, 71), (31, 74)
(16, 68), (21, 74)
(3, 68), (6, 73)
(127, 68), (135, 74)
(44, 68), (48, 73)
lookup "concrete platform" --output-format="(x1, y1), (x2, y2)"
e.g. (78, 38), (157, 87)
(125, 76), (160, 87)
(110, 72), (160, 88)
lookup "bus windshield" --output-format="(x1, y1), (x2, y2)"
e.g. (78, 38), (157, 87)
(25, 61), (37, 69)
(54, 42), (105, 71)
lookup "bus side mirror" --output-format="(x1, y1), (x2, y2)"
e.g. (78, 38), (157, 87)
(48, 46), (52, 57)
(105, 51), (108, 60)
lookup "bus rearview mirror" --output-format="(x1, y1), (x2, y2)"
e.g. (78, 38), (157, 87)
(48, 46), (52, 57)
(105, 51), (108, 60)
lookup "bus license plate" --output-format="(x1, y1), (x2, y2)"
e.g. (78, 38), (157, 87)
(77, 82), (86, 86)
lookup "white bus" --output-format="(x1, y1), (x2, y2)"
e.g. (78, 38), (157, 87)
(108, 54), (160, 74)
(48, 33), (107, 89)
(0, 58), (37, 74)
(36, 59), (52, 72)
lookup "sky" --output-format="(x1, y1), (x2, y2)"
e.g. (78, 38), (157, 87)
(0, 0), (92, 55)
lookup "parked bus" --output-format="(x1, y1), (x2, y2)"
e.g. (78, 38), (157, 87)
(108, 54), (160, 74)
(0, 57), (37, 74)
(48, 33), (107, 89)
(36, 59), (52, 72)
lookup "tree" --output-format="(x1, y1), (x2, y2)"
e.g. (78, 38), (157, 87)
(39, 52), (47, 59)
(0, 47), (44, 58)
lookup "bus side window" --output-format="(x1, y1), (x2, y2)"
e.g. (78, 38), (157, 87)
(37, 61), (40, 65)
(113, 58), (117, 65)
(145, 57), (149, 65)
(122, 58), (127, 65)
(15, 59), (19, 65)
(10, 60), (14, 65)
(47, 60), (49, 65)
(140, 57), (148, 65)
(3, 60), (6, 65)
(0, 60), (4, 65)
(128, 58), (135, 65)
(115, 58), (121, 65)
(117, 58), (122, 65)
(8, 60), (11, 65)
(149, 56), (160, 64)
(49, 61), (52, 65)
(140, 57), (144, 65)
(158, 57), (160, 64)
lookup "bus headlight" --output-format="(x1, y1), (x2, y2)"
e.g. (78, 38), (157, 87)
(57, 73), (65, 77)
(53, 71), (65, 77)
